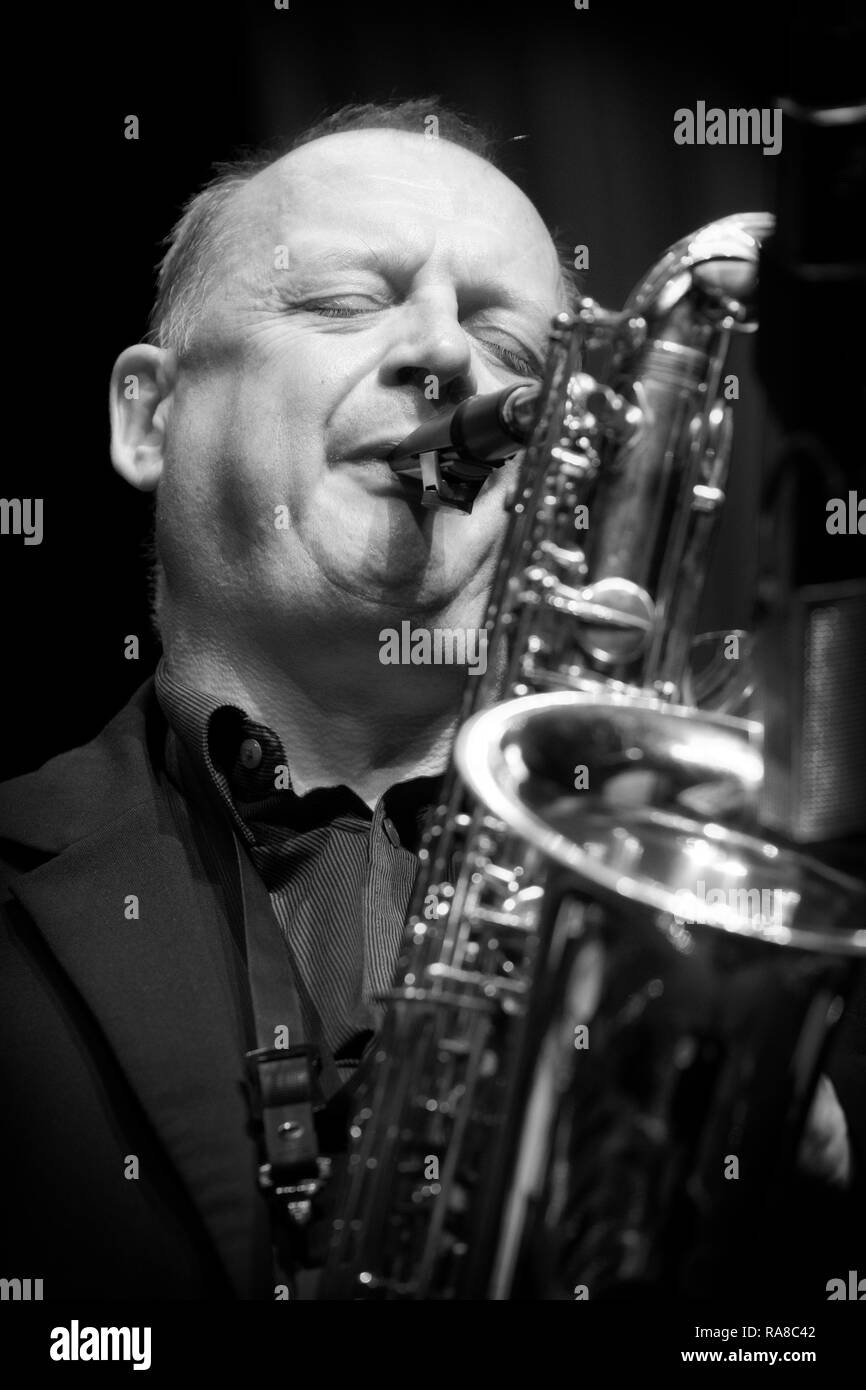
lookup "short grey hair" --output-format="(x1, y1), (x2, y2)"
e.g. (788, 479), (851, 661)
(147, 98), (580, 356)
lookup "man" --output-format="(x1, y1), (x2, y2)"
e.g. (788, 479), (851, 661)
(0, 100), (859, 1301)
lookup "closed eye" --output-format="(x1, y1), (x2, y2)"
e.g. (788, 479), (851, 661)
(305, 298), (385, 318)
(478, 340), (539, 378)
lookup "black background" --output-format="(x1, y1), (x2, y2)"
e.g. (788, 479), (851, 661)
(0, 0), (864, 1315)
(0, 0), (834, 778)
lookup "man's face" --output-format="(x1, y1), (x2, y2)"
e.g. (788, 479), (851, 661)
(156, 129), (565, 639)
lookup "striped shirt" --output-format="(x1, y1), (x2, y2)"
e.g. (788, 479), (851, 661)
(154, 657), (443, 1084)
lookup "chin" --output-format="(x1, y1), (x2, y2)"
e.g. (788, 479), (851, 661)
(355, 568), (451, 609)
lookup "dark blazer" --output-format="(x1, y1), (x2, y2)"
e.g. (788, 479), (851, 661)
(1, 679), (864, 1300)
(0, 679), (274, 1299)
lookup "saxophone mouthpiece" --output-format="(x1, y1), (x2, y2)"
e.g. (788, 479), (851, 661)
(388, 383), (540, 513)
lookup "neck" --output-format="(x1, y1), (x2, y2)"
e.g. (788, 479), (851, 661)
(161, 610), (480, 808)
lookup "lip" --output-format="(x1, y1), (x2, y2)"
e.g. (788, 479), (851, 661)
(347, 467), (426, 504)
(336, 451), (427, 502)
(341, 439), (405, 463)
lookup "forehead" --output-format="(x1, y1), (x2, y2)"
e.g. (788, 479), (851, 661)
(229, 129), (562, 294)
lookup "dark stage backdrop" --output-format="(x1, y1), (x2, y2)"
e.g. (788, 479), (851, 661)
(3, 0), (795, 778)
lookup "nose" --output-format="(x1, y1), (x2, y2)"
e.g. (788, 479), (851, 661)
(380, 290), (477, 405)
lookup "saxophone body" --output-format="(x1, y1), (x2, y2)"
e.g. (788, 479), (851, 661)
(319, 214), (866, 1300)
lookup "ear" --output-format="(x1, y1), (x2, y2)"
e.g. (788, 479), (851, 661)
(109, 345), (178, 491)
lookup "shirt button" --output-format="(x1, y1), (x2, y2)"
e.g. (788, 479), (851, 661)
(382, 816), (400, 847)
(239, 737), (263, 770)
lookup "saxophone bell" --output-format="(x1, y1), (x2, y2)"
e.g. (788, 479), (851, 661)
(455, 691), (866, 1299)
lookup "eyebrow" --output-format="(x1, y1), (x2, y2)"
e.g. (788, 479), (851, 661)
(279, 239), (558, 347)
(287, 240), (423, 282)
(467, 287), (556, 337)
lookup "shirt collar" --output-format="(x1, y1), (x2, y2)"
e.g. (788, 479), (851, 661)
(154, 655), (443, 851)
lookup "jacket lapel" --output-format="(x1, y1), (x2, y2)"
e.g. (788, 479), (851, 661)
(8, 792), (268, 1298)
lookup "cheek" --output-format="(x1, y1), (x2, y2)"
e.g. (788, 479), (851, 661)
(160, 378), (275, 569)
(171, 352), (323, 490)
(222, 338), (353, 494)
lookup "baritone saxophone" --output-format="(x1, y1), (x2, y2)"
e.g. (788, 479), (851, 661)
(319, 213), (866, 1300)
